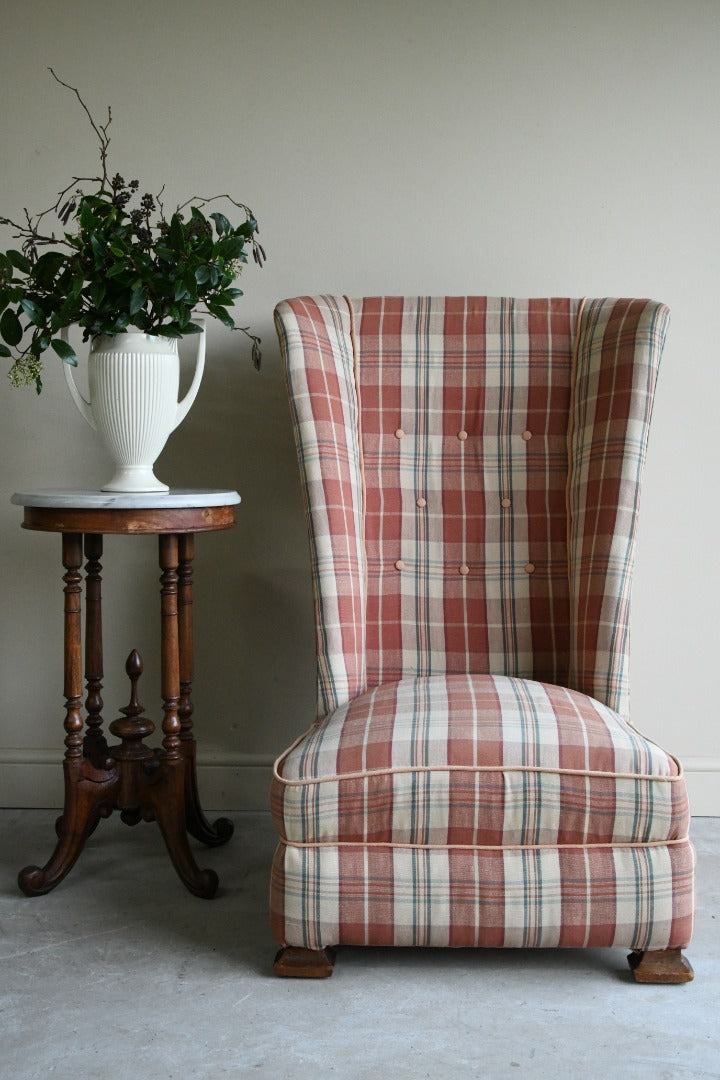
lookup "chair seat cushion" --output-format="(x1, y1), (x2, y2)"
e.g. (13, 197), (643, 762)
(272, 674), (688, 848)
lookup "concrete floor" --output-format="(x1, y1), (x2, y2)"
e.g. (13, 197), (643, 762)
(0, 813), (717, 1080)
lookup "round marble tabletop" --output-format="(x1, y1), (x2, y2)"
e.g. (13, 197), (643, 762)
(11, 488), (241, 510)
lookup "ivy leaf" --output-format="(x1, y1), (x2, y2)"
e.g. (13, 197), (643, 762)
(50, 337), (78, 365)
(90, 234), (106, 265)
(20, 298), (45, 326)
(0, 343), (11, 357)
(32, 251), (66, 287)
(169, 213), (185, 248)
(129, 286), (146, 315)
(217, 236), (247, 261)
(210, 211), (231, 236)
(89, 280), (106, 308)
(211, 291), (237, 307)
(207, 302), (235, 330)
(80, 200), (97, 230)
(8, 249), (32, 275)
(156, 323), (183, 339)
(0, 308), (23, 346)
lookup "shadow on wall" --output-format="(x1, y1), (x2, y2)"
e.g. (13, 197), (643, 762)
(156, 336), (317, 758)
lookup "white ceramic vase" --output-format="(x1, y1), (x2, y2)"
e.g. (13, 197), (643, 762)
(62, 324), (206, 492)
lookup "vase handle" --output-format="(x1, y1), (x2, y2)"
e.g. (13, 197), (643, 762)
(61, 328), (97, 431)
(173, 319), (206, 432)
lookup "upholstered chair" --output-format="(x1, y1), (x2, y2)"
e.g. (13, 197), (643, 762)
(271, 296), (694, 982)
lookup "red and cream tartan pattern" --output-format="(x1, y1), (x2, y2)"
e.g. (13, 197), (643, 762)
(272, 674), (687, 848)
(567, 298), (667, 714)
(276, 296), (669, 719)
(356, 297), (579, 698)
(271, 839), (695, 951)
(273, 296), (692, 953)
(276, 296), (367, 717)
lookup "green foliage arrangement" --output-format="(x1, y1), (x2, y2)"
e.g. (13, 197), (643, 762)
(0, 70), (264, 392)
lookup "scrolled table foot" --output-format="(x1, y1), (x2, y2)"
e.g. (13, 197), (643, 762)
(207, 816), (234, 843)
(18, 813), (97, 896)
(150, 762), (220, 898)
(187, 812), (235, 847)
(18, 865), (54, 897)
(179, 739), (234, 847)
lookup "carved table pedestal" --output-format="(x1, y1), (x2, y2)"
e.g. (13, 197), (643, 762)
(11, 488), (240, 899)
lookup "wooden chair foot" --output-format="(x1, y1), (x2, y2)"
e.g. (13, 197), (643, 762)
(628, 948), (694, 983)
(274, 946), (335, 978)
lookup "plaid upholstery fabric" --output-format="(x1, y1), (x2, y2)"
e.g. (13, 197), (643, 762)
(276, 296), (668, 718)
(271, 838), (695, 951)
(356, 297), (578, 694)
(273, 295), (692, 955)
(276, 296), (366, 717)
(272, 674), (688, 848)
(568, 298), (668, 716)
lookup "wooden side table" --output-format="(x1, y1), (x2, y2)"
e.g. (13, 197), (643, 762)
(11, 488), (241, 899)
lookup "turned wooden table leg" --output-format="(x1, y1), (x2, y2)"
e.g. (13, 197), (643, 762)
(55, 533), (109, 840)
(150, 534), (218, 898)
(83, 534), (108, 762)
(19, 533), (117, 896)
(177, 533), (233, 847)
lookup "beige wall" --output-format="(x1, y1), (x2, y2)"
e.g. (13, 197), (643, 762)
(1, 0), (718, 812)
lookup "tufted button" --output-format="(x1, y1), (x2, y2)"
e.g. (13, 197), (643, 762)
(524, 562), (535, 574)
(501, 497), (511, 508)
(416, 497), (427, 508)
(395, 559), (405, 571)
(395, 428), (405, 440)
(521, 429), (533, 441)
(459, 564), (470, 575)
(457, 429), (468, 441)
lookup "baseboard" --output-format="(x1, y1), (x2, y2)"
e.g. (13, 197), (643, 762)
(681, 758), (720, 818)
(1, 751), (718, 815)
(0, 749), (276, 810)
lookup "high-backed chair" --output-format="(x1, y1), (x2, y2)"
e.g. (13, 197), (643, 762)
(271, 296), (694, 982)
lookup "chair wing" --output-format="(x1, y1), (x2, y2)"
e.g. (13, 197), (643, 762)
(568, 298), (668, 716)
(275, 296), (367, 716)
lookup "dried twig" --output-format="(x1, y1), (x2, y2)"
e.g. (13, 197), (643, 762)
(48, 67), (111, 188)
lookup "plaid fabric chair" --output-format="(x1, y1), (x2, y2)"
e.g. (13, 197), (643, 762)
(271, 296), (694, 982)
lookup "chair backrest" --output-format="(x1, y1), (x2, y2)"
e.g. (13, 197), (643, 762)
(276, 296), (668, 720)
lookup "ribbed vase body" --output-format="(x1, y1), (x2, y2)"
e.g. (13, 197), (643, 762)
(88, 334), (180, 492)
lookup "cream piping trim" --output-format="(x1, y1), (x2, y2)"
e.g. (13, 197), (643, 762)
(277, 836), (691, 852)
(344, 294), (366, 524)
(344, 294), (368, 700)
(566, 295), (587, 691)
(273, 752), (685, 787)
